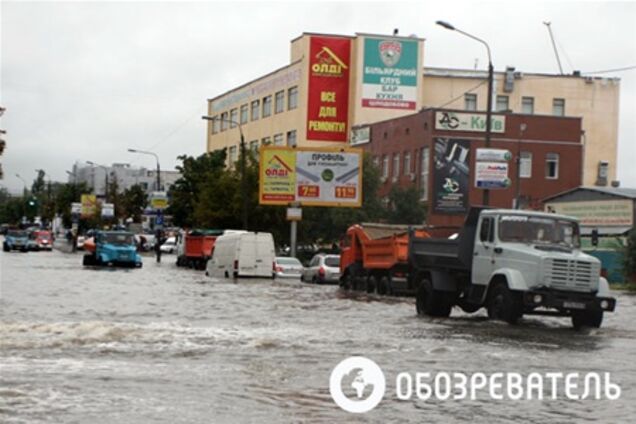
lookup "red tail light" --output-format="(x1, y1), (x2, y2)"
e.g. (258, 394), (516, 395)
(318, 267), (325, 277)
(273, 262), (276, 271)
(275, 266), (283, 272)
(234, 260), (238, 270)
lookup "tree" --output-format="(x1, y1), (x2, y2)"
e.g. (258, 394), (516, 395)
(167, 149), (227, 228)
(121, 185), (148, 223)
(54, 182), (91, 228)
(386, 186), (427, 224)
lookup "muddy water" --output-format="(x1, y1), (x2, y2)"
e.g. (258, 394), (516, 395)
(1, 247), (635, 423)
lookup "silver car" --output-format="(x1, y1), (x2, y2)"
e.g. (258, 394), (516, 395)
(301, 254), (340, 284)
(274, 256), (304, 278)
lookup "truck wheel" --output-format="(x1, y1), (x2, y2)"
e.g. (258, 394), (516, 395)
(341, 273), (353, 290)
(366, 275), (377, 293)
(2, 243), (9, 252)
(487, 282), (523, 324)
(571, 309), (603, 329)
(377, 275), (389, 295)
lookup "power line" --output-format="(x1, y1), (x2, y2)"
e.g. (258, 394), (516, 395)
(145, 106), (202, 151)
(582, 65), (636, 75)
(435, 79), (488, 109)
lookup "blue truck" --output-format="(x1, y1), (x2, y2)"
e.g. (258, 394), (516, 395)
(3, 230), (29, 252)
(82, 230), (143, 268)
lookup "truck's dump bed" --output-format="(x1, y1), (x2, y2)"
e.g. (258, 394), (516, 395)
(409, 207), (485, 272)
(355, 223), (430, 270)
(185, 229), (224, 258)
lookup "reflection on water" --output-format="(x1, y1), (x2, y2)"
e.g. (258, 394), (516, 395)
(1, 249), (635, 423)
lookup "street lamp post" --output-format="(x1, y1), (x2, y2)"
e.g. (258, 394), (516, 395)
(127, 149), (161, 192)
(436, 20), (494, 206)
(202, 115), (248, 230)
(15, 173), (27, 196)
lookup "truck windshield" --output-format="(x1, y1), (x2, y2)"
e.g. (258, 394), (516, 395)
(8, 230), (27, 237)
(103, 233), (135, 246)
(498, 215), (580, 248)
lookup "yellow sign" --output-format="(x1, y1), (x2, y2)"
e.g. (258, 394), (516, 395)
(259, 146), (363, 207)
(150, 191), (169, 210)
(80, 194), (97, 218)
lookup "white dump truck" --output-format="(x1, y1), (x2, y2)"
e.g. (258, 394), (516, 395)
(409, 208), (616, 329)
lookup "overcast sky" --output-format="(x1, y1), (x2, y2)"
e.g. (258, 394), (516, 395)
(1, 0), (635, 194)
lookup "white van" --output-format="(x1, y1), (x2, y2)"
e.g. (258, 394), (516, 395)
(206, 232), (275, 278)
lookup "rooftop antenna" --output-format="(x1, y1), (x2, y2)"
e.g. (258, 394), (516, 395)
(543, 21), (564, 75)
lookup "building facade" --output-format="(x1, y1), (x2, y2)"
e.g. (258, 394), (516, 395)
(362, 108), (583, 229)
(205, 32), (620, 188)
(70, 162), (181, 198)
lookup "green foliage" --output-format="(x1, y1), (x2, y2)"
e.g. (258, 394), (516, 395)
(623, 229), (636, 282)
(121, 185), (148, 223)
(386, 185), (427, 225)
(55, 182), (92, 227)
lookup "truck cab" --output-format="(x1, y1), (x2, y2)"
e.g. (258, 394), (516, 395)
(410, 208), (616, 329)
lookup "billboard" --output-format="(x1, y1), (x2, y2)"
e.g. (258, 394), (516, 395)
(432, 138), (470, 214)
(101, 203), (115, 218)
(150, 191), (169, 210)
(475, 162), (511, 189)
(306, 36), (351, 142)
(435, 111), (506, 133)
(259, 146), (362, 207)
(545, 200), (634, 227)
(80, 194), (97, 218)
(361, 37), (419, 110)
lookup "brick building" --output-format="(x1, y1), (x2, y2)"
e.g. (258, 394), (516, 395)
(361, 108), (583, 230)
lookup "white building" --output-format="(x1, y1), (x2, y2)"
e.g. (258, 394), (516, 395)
(70, 162), (181, 197)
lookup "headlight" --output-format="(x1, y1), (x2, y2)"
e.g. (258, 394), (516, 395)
(533, 294), (543, 304)
(600, 300), (609, 310)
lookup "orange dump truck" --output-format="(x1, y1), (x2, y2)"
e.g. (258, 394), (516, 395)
(176, 229), (224, 270)
(339, 223), (431, 295)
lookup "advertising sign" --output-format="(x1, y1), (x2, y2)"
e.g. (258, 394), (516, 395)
(432, 138), (470, 214)
(259, 146), (362, 207)
(306, 36), (351, 142)
(71, 202), (82, 215)
(545, 200), (634, 227)
(435, 111), (506, 133)
(476, 148), (512, 162)
(362, 37), (418, 110)
(150, 191), (169, 210)
(350, 126), (370, 146)
(101, 202), (115, 218)
(475, 162), (511, 189)
(80, 194), (97, 218)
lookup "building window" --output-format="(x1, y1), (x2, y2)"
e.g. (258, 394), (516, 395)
(288, 86), (298, 110)
(273, 133), (284, 146)
(229, 108), (238, 128)
(286, 130), (297, 147)
(240, 104), (248, 124)
(465, 93), (477, 111)
(373, 156), (380, 169)
(521, 97), (534, 114)
(251, 100), (260, 121)
(381, 155), (389, 179)
(262, 136), (271, 146)
(553, 98), (565, 116)
(545, 153), (559, 179)
(229, 146), (237, 165)
(421, 147), (429, 200)
(275, 90), (285, 114)
(520, 151), (532, 178)
(404, 151), (411, 176)
(496, 95), (509, 112)
(262, 95), (272, 118)
(211, 116), (219, 134)
(220, 112), (228, 131)
(392, 153), (400, 179)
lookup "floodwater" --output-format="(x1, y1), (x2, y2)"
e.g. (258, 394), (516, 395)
(1, 246), (635, 423)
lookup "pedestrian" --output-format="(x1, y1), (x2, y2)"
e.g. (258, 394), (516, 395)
(155, 229), (163, 263)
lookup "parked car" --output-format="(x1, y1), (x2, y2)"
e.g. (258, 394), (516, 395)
(3, 229), (29, 252)
(206, 232), (275, 279)
(274, 256), (304, 278)
(301, 254), (341, 284)
(160, 236), (177, 253)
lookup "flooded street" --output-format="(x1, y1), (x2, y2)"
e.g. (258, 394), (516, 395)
(1, 248), (636, 423)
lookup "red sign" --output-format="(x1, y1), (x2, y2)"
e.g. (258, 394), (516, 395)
(306, 36), (351, 142)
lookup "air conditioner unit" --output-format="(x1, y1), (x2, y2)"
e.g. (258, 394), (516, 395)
(391, 176), (398, 183)
(380, 176), (388, 183)
(409, 173), (416, 182)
